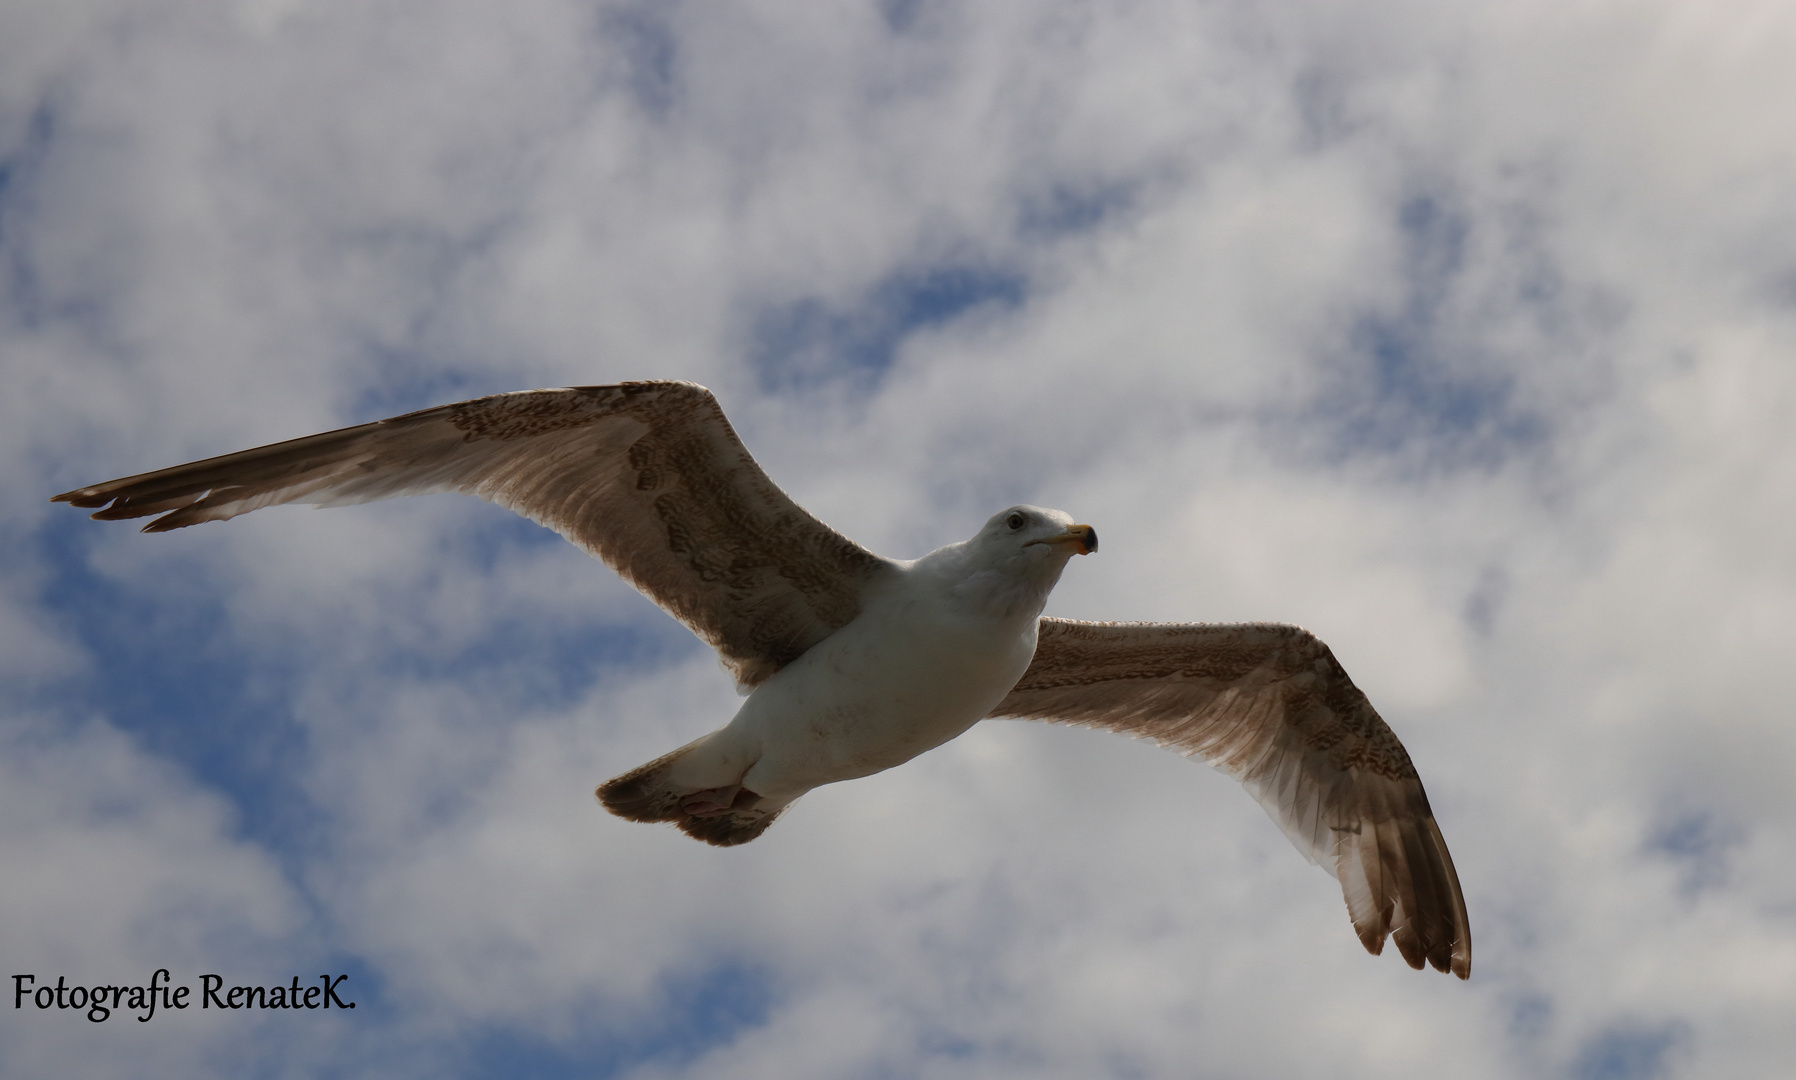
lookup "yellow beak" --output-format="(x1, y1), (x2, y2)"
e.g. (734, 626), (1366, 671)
(1028, 523), (1098, 555)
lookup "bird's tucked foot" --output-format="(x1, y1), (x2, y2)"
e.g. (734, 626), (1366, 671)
(598, 744), (785, 845)
(679, 785), (763, 818)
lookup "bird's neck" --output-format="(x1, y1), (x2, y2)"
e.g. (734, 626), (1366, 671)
(915, 543), (1065, 625)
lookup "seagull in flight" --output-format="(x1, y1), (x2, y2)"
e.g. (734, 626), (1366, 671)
(55, 380), (1471, 978)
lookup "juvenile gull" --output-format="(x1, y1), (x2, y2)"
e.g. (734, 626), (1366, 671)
(55, 380), (1471, 978)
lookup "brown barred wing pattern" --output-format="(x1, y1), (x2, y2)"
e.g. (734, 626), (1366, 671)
(989, 617), (1471, 978)
(54, 381), (893, 688)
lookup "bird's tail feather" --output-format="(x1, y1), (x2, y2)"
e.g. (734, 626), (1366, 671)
(596, 744), (694, 823)
(674, 808), (783, 846)
(596, 743), (786, 847)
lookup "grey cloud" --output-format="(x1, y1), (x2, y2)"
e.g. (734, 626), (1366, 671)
(7, 1), (1796, 1077)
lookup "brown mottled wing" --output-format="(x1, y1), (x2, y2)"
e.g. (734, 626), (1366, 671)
(53, 381), (892, 686)
(989, 618), (1470, 978)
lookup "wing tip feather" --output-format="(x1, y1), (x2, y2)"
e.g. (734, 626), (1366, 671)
(140, 514), (196, 533)
(52, 488), (110, 508)
(1335, 789), (1472, 979)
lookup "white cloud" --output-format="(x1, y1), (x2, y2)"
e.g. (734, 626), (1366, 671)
(5, 0), (1796, 1076)
(0, 717), (334, 1077)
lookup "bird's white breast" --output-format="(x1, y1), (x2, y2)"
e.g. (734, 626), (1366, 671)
(724, 562), (1044, 800)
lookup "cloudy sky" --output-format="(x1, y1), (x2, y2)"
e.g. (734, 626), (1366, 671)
(4, 1), (1794, 1076)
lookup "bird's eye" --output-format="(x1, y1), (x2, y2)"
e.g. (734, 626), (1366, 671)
(1006, 511), (1026, 530)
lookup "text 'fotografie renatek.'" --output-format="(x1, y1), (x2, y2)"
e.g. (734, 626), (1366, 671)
(13, 970), (355, 1022)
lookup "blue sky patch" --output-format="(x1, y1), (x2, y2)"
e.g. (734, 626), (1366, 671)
(0, 102), (59, 330)
(1310, 191), (1550, 471)
(749, 262), (1026, 391)
(1572, 1021), (1688, 1080)
(31, 502), (698, 859)
(603, 5), (680, 119)
(460, 958), (776, 1079)
(1644, 809), (1741, 897)
(879, 0), (928, 35)
(1015, 180), (1136, 240)
(1506, 991), (1553, 1043)
(35, 515), (318, 857)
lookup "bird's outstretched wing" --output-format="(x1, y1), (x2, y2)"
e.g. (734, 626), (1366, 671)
(989, 617), (1470, 978)
(54, 381), (893, 687)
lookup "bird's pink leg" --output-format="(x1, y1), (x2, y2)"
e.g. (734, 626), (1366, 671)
(679, 786), (764, 818)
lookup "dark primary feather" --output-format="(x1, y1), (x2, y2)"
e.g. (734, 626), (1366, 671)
(989, 618), (1471, 978)
(53, 381), (893, 687)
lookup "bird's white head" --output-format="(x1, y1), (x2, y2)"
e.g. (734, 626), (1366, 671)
(924, 504), (1097, 620)
(976, 505), (1098, 563)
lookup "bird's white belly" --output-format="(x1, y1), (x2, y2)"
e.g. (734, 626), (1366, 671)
(720, 596), (1037, 800)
